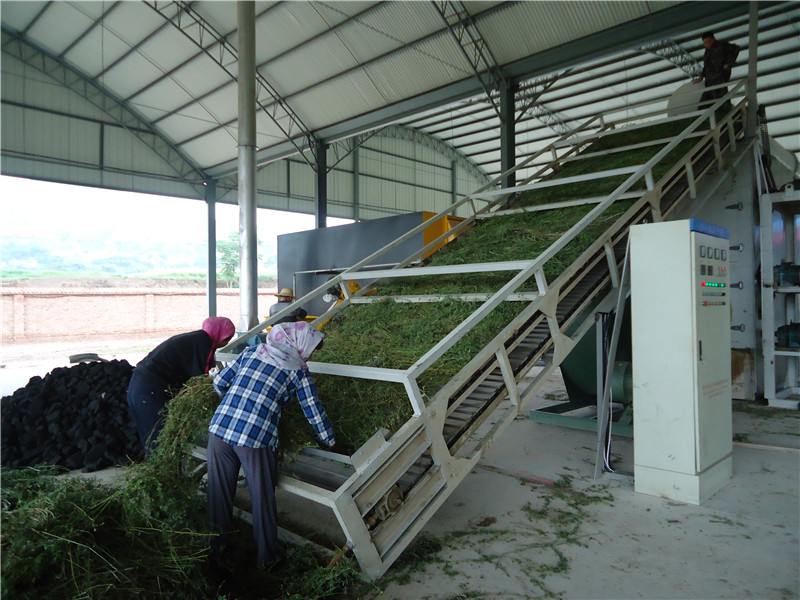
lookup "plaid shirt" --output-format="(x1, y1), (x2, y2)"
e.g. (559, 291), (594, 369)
(209, 347), (335, 449)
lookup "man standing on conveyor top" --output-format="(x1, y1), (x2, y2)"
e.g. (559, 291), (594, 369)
(694, 31), (740, 110)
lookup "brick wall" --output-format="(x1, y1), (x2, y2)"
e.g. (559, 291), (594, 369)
(1, 288), (278, 341)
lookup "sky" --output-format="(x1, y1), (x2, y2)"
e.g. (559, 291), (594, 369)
(0, 175), (350, 276)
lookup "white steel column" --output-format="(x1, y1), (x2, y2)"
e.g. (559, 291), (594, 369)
(206, 180), (218, 317)
(237, 0), (259, 330)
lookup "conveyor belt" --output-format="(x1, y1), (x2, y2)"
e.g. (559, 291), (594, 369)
(215, 95), (749, 580)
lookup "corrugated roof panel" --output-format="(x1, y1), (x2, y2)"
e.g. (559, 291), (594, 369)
(357, 41), (471, 107)
(254, 114), (305, 150)
(477, 2), (682, 65)
(65, 25), (132, 80)
(25, 2), (97, 56)
(180, 128), (240, 169)
(133, 54), (232, 106)
(131, 27), (206, 78)
(100, 51), (172, 100)
(0, 1), (49, 31)
(157, 110), (223, 150)
(193, 1), (243, 38)
(256, 1), (365, 60)
(188, 85), (239, 130)
(102, 2), (167, 48)
(291, 71), (390, 130)
(263, 34), (357, 96)
(130, 80), (205, 123)
(334, 2), (445, 63)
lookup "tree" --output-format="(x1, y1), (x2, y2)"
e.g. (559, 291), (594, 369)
(217, 232), (240, 288)
(216, 232), (264, 288)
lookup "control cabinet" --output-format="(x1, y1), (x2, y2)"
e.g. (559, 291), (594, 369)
(630, 219), (732, 505)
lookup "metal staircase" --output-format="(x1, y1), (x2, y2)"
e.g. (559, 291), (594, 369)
(216, 80), (750, 579)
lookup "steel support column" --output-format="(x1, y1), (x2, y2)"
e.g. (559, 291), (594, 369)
(237, 1), (258, 331)
(316, 140), (328, 229)
(451, 159), (458, 205)
(353, 147), (360, 222)
(746, 1), (759, 137)
(206, 180), (218, 317)
(500, 82), (517, 188)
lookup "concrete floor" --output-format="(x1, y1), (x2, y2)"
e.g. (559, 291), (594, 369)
(359, 372), (800, 600)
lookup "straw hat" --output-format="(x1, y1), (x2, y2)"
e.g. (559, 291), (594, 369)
(274, 287), (295, 298)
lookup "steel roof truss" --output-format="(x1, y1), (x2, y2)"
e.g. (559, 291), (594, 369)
(432, 0), (506, 121)
(146, 0), (318, 170)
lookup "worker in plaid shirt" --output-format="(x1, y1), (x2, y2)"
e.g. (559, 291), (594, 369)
(206, 321), (336, 568)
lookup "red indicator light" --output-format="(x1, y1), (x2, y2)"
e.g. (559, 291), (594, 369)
(702, 281), (707, 286)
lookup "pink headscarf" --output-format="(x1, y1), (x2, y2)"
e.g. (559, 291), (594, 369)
(202, 317), (236, 372)
(256, 321), (324, 371)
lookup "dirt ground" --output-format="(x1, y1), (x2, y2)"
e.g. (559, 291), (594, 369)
(2, 276), (277, 289)
(0, 332), (172, 396)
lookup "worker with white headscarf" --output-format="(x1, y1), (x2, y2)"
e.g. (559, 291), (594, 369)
(206, 321), (336, 568)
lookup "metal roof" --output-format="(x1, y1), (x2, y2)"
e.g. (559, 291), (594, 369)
(2, 1), (796, 211)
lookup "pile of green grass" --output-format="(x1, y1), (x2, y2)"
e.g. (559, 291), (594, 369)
(305, 298), (526, 450)
(1, 465), (211, 599)
(1, 377), (362, 600)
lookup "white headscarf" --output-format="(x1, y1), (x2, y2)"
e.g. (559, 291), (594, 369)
(255, 321), (323, 371)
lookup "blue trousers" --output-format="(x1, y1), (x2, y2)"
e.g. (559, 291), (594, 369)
(206, 433), (278, 566)
(126, 371), (169, 454)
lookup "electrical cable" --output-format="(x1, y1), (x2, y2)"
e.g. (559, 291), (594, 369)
(601, 311), (615, 473)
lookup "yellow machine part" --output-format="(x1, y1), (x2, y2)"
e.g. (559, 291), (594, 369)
(422, 212), (465, 259)
(267, 214), (463, 329)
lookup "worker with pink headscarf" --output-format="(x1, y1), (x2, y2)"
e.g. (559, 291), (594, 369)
(207, 321), (338, 569)
(127, 316), (236, 454)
